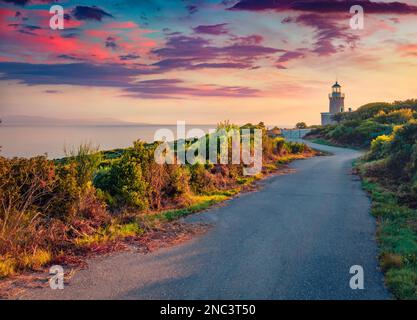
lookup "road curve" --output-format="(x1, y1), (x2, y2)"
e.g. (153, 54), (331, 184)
(22, 142), (390, 300)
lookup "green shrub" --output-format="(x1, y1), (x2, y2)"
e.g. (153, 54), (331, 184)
(189, 163), (216, 194)
(95, 147), (149, 210)
(0, 156), (56, 257)
(367, 135), (393, 161)
(275, 137), (287, 155)
(386, 267), (417, 300)
(0, 149), (110, 276)
(165, 164), (190, 197)
(285, 141), (310, 154)
(374, 109), (414, 125)
(64, 143), (102, 192)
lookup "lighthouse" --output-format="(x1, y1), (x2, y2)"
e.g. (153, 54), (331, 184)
(321, 81), (345, 125)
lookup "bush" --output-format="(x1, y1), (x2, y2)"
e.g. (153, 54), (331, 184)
(386, 120), (417, 181)
(0, 144), (110, 277)
(164, 164), (190, 198)
(367, 135), (393, 161)
(374, 109), (414, 125)
(95, 146), (149, 210)
(275, 138), (287, 155)
(0, 156), (56, 258)
(386, 267), (417, 300)
(95, 140), (194, 210)
(296, 122), (307, 129)
(285, 141), (310, 154)
(189, 163), (216, 194)
(64, 143), (102, 192)
(320, 120), (392, 147)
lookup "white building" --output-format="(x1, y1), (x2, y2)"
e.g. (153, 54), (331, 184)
(321, 81), (345, 125)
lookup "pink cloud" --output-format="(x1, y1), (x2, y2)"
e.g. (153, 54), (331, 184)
(397, 44), (417, 56)
(105, 21), (139, 29)
(0, 7), (157, 65)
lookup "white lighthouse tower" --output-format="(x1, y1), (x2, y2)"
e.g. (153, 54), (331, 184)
(321, 81), (345, 125)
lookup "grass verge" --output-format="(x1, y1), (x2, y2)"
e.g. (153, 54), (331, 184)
(360, 177), (417, 299)
(306, 137), (363, 151)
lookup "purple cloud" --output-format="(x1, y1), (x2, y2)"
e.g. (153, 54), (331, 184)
(230, 0), (417, 14)
(277, 50), (305, 63)
(152, 58), (253, 72)
(8, 23), (41, 31)
(152, 35), (283, 71)
(0, 62), (259, 99)
(124, 79), (259, 99)
(193, 23), (229, 35)
(105, 36), (118, 50)
(44, 90), (62, 94)
(1, 0), (28, 4)
(1, 0), (57, 5)
(152, 36), (211, 59)
(283, 14), (359, 56)
(220, 43), (282, 58)
(232, 34), (264, 45)
(0, 62), (141, 87)
(230, 1), (417, 58)
(72, 6), (113, 21)
(152, 58), (197, 70)
(192, 62), (251, 69)
(230, 0), (416, 58)
(186, 5), (198, 15)
(56, 54), (85, 61)
(119, 54), (140, 61)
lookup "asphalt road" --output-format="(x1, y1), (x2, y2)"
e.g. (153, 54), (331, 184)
(22, 141), (390, 300)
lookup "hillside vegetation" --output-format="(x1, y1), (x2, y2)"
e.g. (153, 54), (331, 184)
(306, 100), (417, 299)
(0, 122), (314, 280)
(308, 100), (417, 148)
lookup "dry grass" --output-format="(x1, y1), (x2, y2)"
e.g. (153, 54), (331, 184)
(380, 252), (403, 271)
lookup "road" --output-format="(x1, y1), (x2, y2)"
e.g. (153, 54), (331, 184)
(22, 141), (390, 300)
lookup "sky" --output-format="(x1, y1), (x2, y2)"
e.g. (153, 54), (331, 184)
(0, 0), (416, 126)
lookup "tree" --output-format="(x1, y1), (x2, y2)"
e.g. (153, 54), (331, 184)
(296, 122), (308, 129)
(216, 120), (239, 132)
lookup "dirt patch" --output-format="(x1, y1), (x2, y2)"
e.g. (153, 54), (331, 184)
(130, 222), (211, 254)
(0, 267), (77, 299)
(1, 221), (210, 299)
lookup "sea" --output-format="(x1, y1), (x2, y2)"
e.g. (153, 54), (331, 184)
(0, 124), (215, 159)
